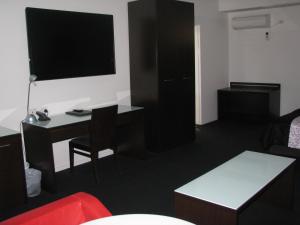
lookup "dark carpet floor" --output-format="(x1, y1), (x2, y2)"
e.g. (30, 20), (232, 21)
(1, 120), (300, 224)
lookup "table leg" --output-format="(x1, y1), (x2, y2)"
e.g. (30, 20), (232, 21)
(23, 123), (57, 193)
(175, 193), (238, 225)
(258, 162), (295, 210)
(117, 111), (147, 159)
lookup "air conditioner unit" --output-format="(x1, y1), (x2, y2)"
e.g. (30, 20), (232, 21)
(232, 14), (271, 30)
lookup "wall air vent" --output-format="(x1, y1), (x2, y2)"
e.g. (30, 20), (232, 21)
(232, 14), (271, 30)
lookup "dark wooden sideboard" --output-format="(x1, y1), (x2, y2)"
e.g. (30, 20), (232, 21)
(218, 82), (280, 121)
(0, 127), (27, 212)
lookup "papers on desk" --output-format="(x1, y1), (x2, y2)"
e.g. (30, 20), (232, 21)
(65, 110), (92, 116)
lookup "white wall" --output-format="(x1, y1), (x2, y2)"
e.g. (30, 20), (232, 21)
(197, 0), (229, 124)
(219, 0), (300, 11)
(0, 0), (228, 171)
(0, 0), (131, 171)
(228, 5), (300, 115)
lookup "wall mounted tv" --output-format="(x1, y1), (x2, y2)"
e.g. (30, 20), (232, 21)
(25, 7), (116, 81)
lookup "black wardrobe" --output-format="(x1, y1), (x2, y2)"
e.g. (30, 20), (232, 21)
(128, 0), (195, 151)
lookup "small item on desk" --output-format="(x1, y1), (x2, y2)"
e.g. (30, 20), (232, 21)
(65, 109), (92, 116)
(36, 111), (51, 121)
(73, 109), (83, 113)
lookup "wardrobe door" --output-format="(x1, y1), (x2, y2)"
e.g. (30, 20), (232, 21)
(160, 79), (180, 149)
(128, 0), (160, 149)
(157, 0), (178, 81)
(180, 77), (195, 143)
(177, 1), (195, 79)
(157, 0), (181, 149)
(176, 1), (195, 143)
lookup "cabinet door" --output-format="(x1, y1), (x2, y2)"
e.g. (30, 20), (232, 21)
(157, 0), (178, 81)
(158, 1), (195, 148)
(157, 0), (181, 149)
(179, 77), (195, 143)
(176, 1), (195, 143)
(160, 79), (180, 149)
(218, 90), (270, 121)
(0, 135), (26, 211)
(176, 1), (195, 79)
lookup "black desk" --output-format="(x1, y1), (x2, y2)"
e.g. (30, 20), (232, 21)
(218, 82), (280, 121)
(0, 127), (26, 211)
(22, 105), (146, 192)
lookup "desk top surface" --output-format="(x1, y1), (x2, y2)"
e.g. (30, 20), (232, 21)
(24, 105), (143, 129)
(219, 82), (280, 93)
(219, 87), (278, 93)
(175, 151), (295, 210)
(0, 126), (19, 138)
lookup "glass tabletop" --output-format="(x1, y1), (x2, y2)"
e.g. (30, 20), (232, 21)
(175, 151), (295, 210)
(0, 126), (19, 138)
(24, 105), (143, 129)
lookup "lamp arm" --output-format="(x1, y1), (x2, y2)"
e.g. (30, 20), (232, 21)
(26, 81), (32, 115)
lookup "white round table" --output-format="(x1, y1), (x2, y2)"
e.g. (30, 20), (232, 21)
(81, 214), (195, 225)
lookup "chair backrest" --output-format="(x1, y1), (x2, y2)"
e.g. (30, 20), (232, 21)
(89, 105), (118, 151)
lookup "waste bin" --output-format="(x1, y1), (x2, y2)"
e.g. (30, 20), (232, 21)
(25, 163), (41, 197)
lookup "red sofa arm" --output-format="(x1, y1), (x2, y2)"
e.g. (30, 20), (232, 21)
(0, 192), (111, 225)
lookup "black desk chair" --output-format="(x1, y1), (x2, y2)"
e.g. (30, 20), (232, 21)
(69, 105), (118, 183)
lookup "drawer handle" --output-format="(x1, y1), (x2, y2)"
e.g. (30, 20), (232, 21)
(183, 76), (191, 80)
(163, 79), (174, 82)
(0, 144), (10, 148)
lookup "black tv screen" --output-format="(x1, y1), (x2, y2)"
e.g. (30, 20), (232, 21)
(25, 7), (116, 81)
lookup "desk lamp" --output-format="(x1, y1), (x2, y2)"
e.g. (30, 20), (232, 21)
(24, 75), (38, 123)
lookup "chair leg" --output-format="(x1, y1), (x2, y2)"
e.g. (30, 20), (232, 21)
(112, 146), (121, 175)
(69, 143), (74, 173)
(91, 152), (100, 184)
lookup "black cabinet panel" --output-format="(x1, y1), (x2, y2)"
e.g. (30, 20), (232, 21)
(129, 0), (195, 151)
(160, 80), (180, 148)
(176, 1), (195, 78)
(218, 82), (280, 122)
(157, 1), (178, 81)
(180, 77), (196, 143)
(0, 129), (26, 212)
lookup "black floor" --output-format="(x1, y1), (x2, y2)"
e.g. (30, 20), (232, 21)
(2, 120), (300, 224)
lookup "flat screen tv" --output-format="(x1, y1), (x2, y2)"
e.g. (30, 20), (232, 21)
(25, 7), (116, 81)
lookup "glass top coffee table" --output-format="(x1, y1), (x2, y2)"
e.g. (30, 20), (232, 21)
(174, 151), (295, 225)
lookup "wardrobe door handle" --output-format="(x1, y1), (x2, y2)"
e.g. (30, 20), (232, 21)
(0, 144), (10, 149)
(163, 79), (174, 82)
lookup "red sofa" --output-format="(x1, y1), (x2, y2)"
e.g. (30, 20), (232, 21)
(0, 192), (111, 225)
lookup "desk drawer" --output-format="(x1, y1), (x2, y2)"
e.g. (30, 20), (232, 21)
(118, 110), (142, 126)
(49, 110), (143, 142)
(50, 122), (89, 142)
